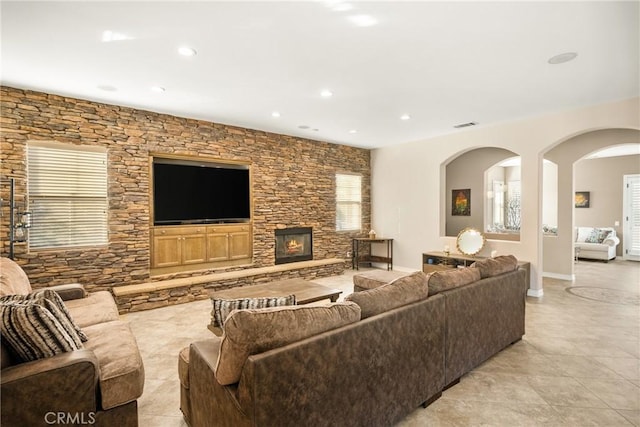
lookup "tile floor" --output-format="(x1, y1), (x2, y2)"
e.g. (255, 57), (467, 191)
(123, 259), (640, 426)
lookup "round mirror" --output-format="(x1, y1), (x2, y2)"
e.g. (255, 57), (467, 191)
(456, 227), (486, 255)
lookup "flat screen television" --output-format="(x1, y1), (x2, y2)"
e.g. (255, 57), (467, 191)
(153, 158), (251, 225)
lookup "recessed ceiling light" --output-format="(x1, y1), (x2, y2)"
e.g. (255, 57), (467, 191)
(349, 129), (358, 134)
(312, 128), (319, 132)
(101, 30), (133, 42)
(271, 111), (281, 118)
(348, 14), (378, 27)
(151, 86), (165, 93)
(298, 125), (310, 129)
(400, 114), (411, 121)
(320, 89), (333, 98)
(548, 52), (578, 65)
(178, 46), (197, 57)
(97, 85), (117, 92)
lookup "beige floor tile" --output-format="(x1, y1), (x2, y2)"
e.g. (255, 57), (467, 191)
(475, 350), (565, 377)
(618, 409), (640, 426)
(443, 372), (548, 405)
(527, 375), (609, 408)
(595, 357), (640, 380)
(399, 399), (565, 426)
(138, 378), (182, 417)
(138, 414), (188, 427)
(576, 378), (640, 411)
(551, 405), (634, 426)
(545, 355), (623, 379)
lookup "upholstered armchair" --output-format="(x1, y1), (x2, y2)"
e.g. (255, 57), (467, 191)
(0, 257), (145, 427)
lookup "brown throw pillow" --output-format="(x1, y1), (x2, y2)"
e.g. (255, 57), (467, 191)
(210, 294), (296, 329)
(471, 255), (518, 278)
(0, 289), (88, 342)
(428, 267), (481, 296)
(215, 302), (361, 385)
(0, 300), (84, 362)
(346, 271), (429, 319)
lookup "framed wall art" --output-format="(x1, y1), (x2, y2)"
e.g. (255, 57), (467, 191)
(575, 191), (590, 208)
(452, 189), (471, 216)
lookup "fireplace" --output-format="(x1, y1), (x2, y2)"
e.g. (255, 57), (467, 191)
(275, 227), (313, 264)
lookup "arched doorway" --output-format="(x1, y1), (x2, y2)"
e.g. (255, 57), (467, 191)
(542, 128), (640, 279)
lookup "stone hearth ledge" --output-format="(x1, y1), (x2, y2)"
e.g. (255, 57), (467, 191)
(112, 258), (346, 312)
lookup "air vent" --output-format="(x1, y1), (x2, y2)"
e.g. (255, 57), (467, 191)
(453, 121), (478, 129)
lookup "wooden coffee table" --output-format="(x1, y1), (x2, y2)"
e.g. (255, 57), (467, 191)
(208, 278), (342, 305)
(207, 279), (342, 335)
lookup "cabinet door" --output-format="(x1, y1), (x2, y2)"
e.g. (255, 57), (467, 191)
(229, 231), (251, 259)
(153, 235), (182, 268)
(182, 233), (207, 265)
(207, 232), (229, 262)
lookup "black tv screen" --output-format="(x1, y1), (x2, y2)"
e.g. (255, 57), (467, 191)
(153, 159), (250, 225)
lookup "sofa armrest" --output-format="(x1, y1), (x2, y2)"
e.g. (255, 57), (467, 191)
(603, 235), (620, 247)
(47, 283), (87, 300)
(1, 349), (100, 425)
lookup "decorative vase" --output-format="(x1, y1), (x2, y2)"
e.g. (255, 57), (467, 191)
(369, 230), (376, 239)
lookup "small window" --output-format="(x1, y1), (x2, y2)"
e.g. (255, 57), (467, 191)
(336, 173), (362, 231)
(27, 142), (108, 249)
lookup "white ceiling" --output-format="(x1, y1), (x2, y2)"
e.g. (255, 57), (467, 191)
(1, 1), (638, 149)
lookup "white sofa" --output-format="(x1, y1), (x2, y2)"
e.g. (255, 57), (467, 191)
(574, 227), (620, 261)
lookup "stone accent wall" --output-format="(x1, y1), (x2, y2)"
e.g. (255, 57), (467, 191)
(0, 86), (370, 304)
(115, 261), (346, 313)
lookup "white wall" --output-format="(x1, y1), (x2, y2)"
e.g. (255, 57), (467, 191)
(370, 97), (639, 295)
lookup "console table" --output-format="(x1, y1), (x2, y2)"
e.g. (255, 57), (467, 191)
(422, 251), (530, 285)
(352, 238), (393, 270)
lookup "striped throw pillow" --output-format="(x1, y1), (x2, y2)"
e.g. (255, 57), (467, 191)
(0, 300), (84, 362)
(0, 289), (87, 342)
(210, 295), (297, 329)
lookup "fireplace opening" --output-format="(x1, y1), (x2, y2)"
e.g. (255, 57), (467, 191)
(275, 227), (312, 264)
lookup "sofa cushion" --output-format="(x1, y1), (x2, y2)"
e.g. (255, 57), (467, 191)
(82, 320), (145, 410)
(585, 228), (612, 243)
(0, 257), (32, 297)
(210, 294), (296, 329)
(352, 270), (409, 292)
(576, 227), (593, 243)
(346, 271), (429, 318)
(428, 267), (481, 296)
(215, 302), (361, 385)
(470, 255), (518, 279)
(64, 291), (120, 328)
(1, 289), (88, 342)
(0, 299), (84, 362)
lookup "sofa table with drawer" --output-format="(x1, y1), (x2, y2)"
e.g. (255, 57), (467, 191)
(423, 251), (530, 287)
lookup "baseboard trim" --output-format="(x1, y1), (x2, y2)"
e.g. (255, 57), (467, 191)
(527, 288), (544, 298)
(542, 272), (574, 281)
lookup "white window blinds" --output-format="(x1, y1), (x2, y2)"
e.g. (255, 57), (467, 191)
(336, 173), (362, 231)
(27, 142), (108, 249)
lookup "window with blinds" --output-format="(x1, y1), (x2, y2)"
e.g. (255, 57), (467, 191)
(336, 173), (362, 232)
(27, 142), (108, 249)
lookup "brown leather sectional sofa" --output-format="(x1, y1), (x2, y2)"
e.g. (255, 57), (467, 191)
(180, 256), (527, 427)
(0, 257), (145, 427)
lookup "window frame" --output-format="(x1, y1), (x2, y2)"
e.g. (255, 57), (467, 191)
(26, 141), (108, 250)
(335, 172), (362, 232)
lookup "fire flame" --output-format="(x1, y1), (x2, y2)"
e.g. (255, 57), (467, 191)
(286, 239), (303, 254)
